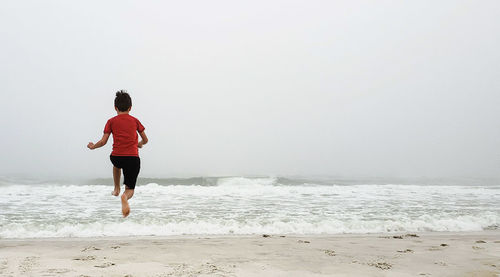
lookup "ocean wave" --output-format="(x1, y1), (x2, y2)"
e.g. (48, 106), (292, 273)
(0, 213), (498, 238)
(1, 176), (499, 238)
(3, 176), (498, 187)
(3, 181), (498, 199)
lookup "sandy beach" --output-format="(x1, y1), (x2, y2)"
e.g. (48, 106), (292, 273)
(0, 231), (498, 277)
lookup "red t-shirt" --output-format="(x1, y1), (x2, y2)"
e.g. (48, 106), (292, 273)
(104, 114), (145, 157)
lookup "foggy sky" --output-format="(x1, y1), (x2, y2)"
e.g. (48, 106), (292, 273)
(1, 0), (499, 178)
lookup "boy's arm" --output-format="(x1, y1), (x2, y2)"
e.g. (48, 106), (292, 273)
(87, 133), (111, 150)
(138, 131), (148, 148)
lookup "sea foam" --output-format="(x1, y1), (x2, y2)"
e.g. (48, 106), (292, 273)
(0, 176), (498, 238)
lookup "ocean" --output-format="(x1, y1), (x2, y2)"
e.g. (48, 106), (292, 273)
(1, 176), (499, 238)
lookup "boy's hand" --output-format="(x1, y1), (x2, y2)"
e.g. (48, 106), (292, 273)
(87, 134), (109, 150)
(138, 131), (148, 149)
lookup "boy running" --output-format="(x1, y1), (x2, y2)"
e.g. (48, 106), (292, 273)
(87, 90), (148, 217)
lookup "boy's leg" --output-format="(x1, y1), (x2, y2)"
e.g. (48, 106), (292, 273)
(124, 188), (134, 199)
(120, 188), (134, 217)
(112, 166), (121, 196)
(120, 157), (139, 217)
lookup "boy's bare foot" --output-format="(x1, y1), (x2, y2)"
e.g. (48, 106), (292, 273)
(111, 187), (120, 196)
(121, 193), (130, 217)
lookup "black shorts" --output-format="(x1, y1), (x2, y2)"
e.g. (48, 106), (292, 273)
(110, 155), (140, 189)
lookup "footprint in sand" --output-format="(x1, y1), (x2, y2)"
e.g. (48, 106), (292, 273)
(165, 262), (235, 276)
(324, 249), (336, 256)
(94, 262), (115, 268)
(434, 261), (447, 266)
(482, 262), (498, 268)
(81, 246), (101, 252)
(73, 255), (96, 261)
(367, 261), (392, 270)
(18, 256), (39, 274)
(0, 259), (8, 275)
(45, 268), (72, 274)
(429, 244), (448, 251)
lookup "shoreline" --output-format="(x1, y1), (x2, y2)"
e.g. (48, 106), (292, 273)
(1, 231), (499, 276)
(1, 229), (499, 241)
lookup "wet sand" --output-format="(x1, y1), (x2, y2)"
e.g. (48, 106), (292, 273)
(0, 231), (499, 276)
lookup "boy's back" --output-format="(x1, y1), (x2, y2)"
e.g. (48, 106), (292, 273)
(105, 114), (145, 157)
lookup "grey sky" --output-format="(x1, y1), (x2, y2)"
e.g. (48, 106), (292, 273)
(1, 1), (499, 178)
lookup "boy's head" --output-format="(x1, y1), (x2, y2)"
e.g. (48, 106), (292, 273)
(115, 90), (132, 112)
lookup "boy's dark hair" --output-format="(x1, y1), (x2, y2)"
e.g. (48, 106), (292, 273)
(115, 90), (132, 112)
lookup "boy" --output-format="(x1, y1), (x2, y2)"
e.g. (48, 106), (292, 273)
(87, 90), (148, 217)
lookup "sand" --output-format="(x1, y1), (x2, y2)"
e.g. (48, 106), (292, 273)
(0, 231), (499, 277)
